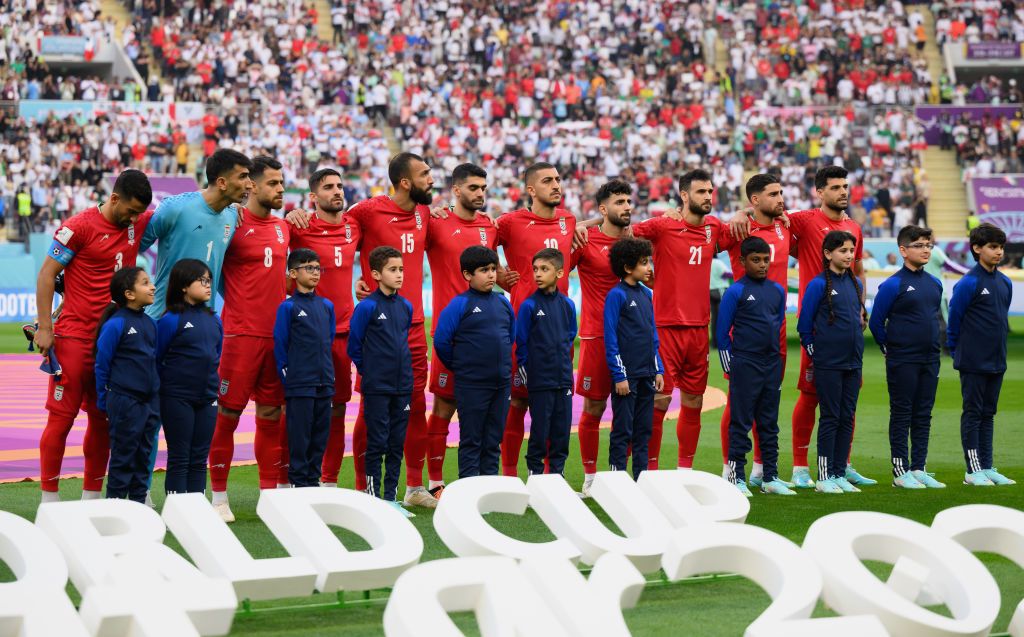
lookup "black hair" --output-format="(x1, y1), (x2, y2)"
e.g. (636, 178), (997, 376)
(814, 165), (848, 190)
(740, 236), (771, 257)
(309, 168), (342, 191)
(112, 169), (153, 207)
(969, 223), (1006, 262)
(524, 162), (557, 185)
(369, 245), (402, 272)
(460, 245), (499, 274)
(250, 155), (283, 180)
(388, 152), (425, 187)
(165, 259), (214, 315)
(205, 148), (253, 184)
(609, 237), (653, 278)
(532, 247), (564, 270)
(95, 267), (146, 348)
(678, 168), (713, 195)
(287, 248), (320, 270)
(596, 180), (632, 205)
(896, 225), (933, 246)
(745, 173), (780, 201)
(821, 230), (858, 325)
(452, 163), (487, 184)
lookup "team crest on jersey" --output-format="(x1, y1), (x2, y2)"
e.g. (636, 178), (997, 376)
(582, 377), (591, 391)
(513, 374), (523, 388)
(775, 223), (783, 239)
(223, 224), (231, 242)
(439, 373), (448, 388)
(804, 368), (813, 383)
(705, 225), (712, 244)
(478, 228), (488, 245)
(414, 211), (423, 231)
(275, 225), (285, 244)
(559, 218), (567, 236)
(53, 385), (64, 401)
(345, 224), (352, 243)
(127, 224), (136, 246)
(220, 380), (230, 395)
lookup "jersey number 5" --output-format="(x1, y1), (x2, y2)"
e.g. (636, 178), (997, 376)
(334, 246), (343, 267)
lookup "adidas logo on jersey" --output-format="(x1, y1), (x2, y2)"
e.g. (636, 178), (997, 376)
(907, 285), (915, 292)
(981, 288), (990, 295)
(128, 327), (137, 335)
(298, 310), (308, 317)
(378, 313), (387, 319)
(830, 289), (839, 296)
(472, 306), (482, 313)
(184, 322), (194, 329)
(747, 295), (756, 301)
(536, 309), (546, 317)
(629, 300), (637, 307)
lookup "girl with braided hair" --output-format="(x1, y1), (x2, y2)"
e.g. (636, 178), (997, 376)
(797, 231), (864, 494)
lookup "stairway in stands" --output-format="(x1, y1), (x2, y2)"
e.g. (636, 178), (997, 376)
(313, 0), (334, 43)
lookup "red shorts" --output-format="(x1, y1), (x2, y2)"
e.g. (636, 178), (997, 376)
(575, 337), (611, 401)
(45, 336), (99, 416)
(355, 321), (428, 394)
(659, 325), (710, 397)
(217, 335), (284, 410)
(332, 335), (353, 403)
(797, 347), (816, 394)
(428, 350), (455, 401)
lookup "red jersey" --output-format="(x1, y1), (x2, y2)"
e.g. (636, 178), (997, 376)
(570, 226), (621, 339)
(788, 208), (864, 297)
(347, 195), (430, 324)
(496, 208), (576, 311)
(289, 213), (361, 333)
(221, 209), (290, 337)
(717, 217), (792, 289)
(425, 212), (498, 334)
(48, 207), (153, 339)
(633, 214), (724, 327)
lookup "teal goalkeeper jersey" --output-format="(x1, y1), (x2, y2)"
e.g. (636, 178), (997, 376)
(140, 191), (239, 318)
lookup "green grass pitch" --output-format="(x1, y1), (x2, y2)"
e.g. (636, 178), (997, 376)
(0, 319), (1022, 635)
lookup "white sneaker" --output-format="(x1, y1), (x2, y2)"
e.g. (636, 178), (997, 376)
(578, 475), (595, 498)
(213, 501), (236, 523)
(144, 490), (155, 508)
(403, 486), (438, 508)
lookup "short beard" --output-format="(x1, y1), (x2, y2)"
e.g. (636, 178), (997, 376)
(318, 198), (346, 214)
(459, 195), (485, 211)
(256, 196), (280, 211)
(689, 201), (710, 217)
(410, 185), (433, 206)
(606, 212), (630, 228)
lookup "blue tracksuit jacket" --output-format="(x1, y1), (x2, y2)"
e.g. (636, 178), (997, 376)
(348, 289), (413, 394)
(797, 269), (864, 370)
(604, 280), (663, 382)
(716, 276), (787, 374)
(156, 305), (223, 401)
(516, 288), (576, 390)
(273, 291), (336, 398)
(947, 263), (1012, 373)
(869, 265), (943, 363)
(432, 287), (515, 388)
(95, 307), (160, 410)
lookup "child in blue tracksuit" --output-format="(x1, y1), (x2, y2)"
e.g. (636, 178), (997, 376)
(348, 246), (413, 504)
(433, 246), (516, 478)
(947, 223), (1014, 486)
(797, 230), (864, 495)
(868, 226), (945, 489)
(274, 248), (336, 488)
(516, 248), (577, 476)
(95, 266), (160, 502)
(716, 237), (792, 496)
(604, 238), (663, 479)
(156, 259), (223, 495)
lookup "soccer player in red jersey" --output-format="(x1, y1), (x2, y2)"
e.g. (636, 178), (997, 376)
(424, 163), (514, 497)
(632, 169), (724, 470)
(33, 169), (153, 502)
(570, 180), (632, 496)
(288, 168), (361, 488)
(715, 174), (791, 487)
(208, 156), (290, 522)
(495, 162), (577, 476)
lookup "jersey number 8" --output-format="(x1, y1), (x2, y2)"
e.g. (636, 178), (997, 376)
(264, 247), (273, 268)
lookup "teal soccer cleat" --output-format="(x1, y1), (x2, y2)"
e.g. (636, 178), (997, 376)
(791, 468), (816, 488)
(964, 471), (995, 486)
(983, 468), (1016, 485)
(893, 471), (926, 489)
(735, 481), (754, 498)
(844, 465), (877, 486)
(815, 478), (844, 494)
(761, 479), (797, 495)
(834, 476), (862, 493)
(911, 470), (946, 488)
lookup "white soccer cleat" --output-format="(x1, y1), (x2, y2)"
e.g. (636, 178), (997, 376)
(403, 486), (438, 508)
(213, 501), (236, 523)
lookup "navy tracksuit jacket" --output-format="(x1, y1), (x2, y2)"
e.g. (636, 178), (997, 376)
(348, 289), (412, 499)
(516, 288), (576, 476)
(95, 307), (160, 502)
(156, 304), (223, 494)
(869, 265), (942, 477)
(433, 287), (515, 478)
(798, 269), (863, 482)
(947, 263), (1012, 473)
(716, 276), (786, 483)
(274, 291), (336, 487)
(604, 280), (663, 479)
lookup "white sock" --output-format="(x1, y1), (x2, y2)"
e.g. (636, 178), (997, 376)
(751, 462), (764, 478)
(212, 490), (228, 505)
(80, 489), (102, 501)
(320, 482), (337, 488)
(41, 490), (60, 503)
(792, 465), (808, 473)
(277, 483), (291, 489)
(428, 480), (444, 490)
(721, 464), (731, 480)
(583, 473), (595, 487)
(407, 485), (425, 493)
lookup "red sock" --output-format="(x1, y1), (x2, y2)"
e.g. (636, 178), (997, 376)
(648, 407), (667, 470)
(208, 411), (240, 492)
(39, 411), (76, 493)
(278, 411), (290, 485)
(501, 404), (527, 476)
(254, 415), (281, 489)
(752, 420), (763, 465)
(427, 413), (452, 482)
(719, 401), (731, 464)
(82, 409), (110, 492)
(320, 408), (347, 484)
(353, 404), (367, 491)
(404, 391), (427, 488)
(578, 412), (601, 475)
(676, 406), (701, 469)
(791, 391), (818, 467)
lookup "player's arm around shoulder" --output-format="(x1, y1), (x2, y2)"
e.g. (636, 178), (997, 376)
(140, 195), (181, 251)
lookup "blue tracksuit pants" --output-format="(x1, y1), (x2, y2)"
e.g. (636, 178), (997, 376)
(886, 361), (939, 477)
(609, 377), (656, 479)
(454, 384), (510, 478)
(814, 368), (861, 481)
(959, 371), (1003, 473)
(286, 395), (332, 487)
(106, 390), (161, 502)
(160, 395), (217, 494)
(526, 388), (572, 475)
(727, 357), (782, 483)
(364, 392), (411, 500)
